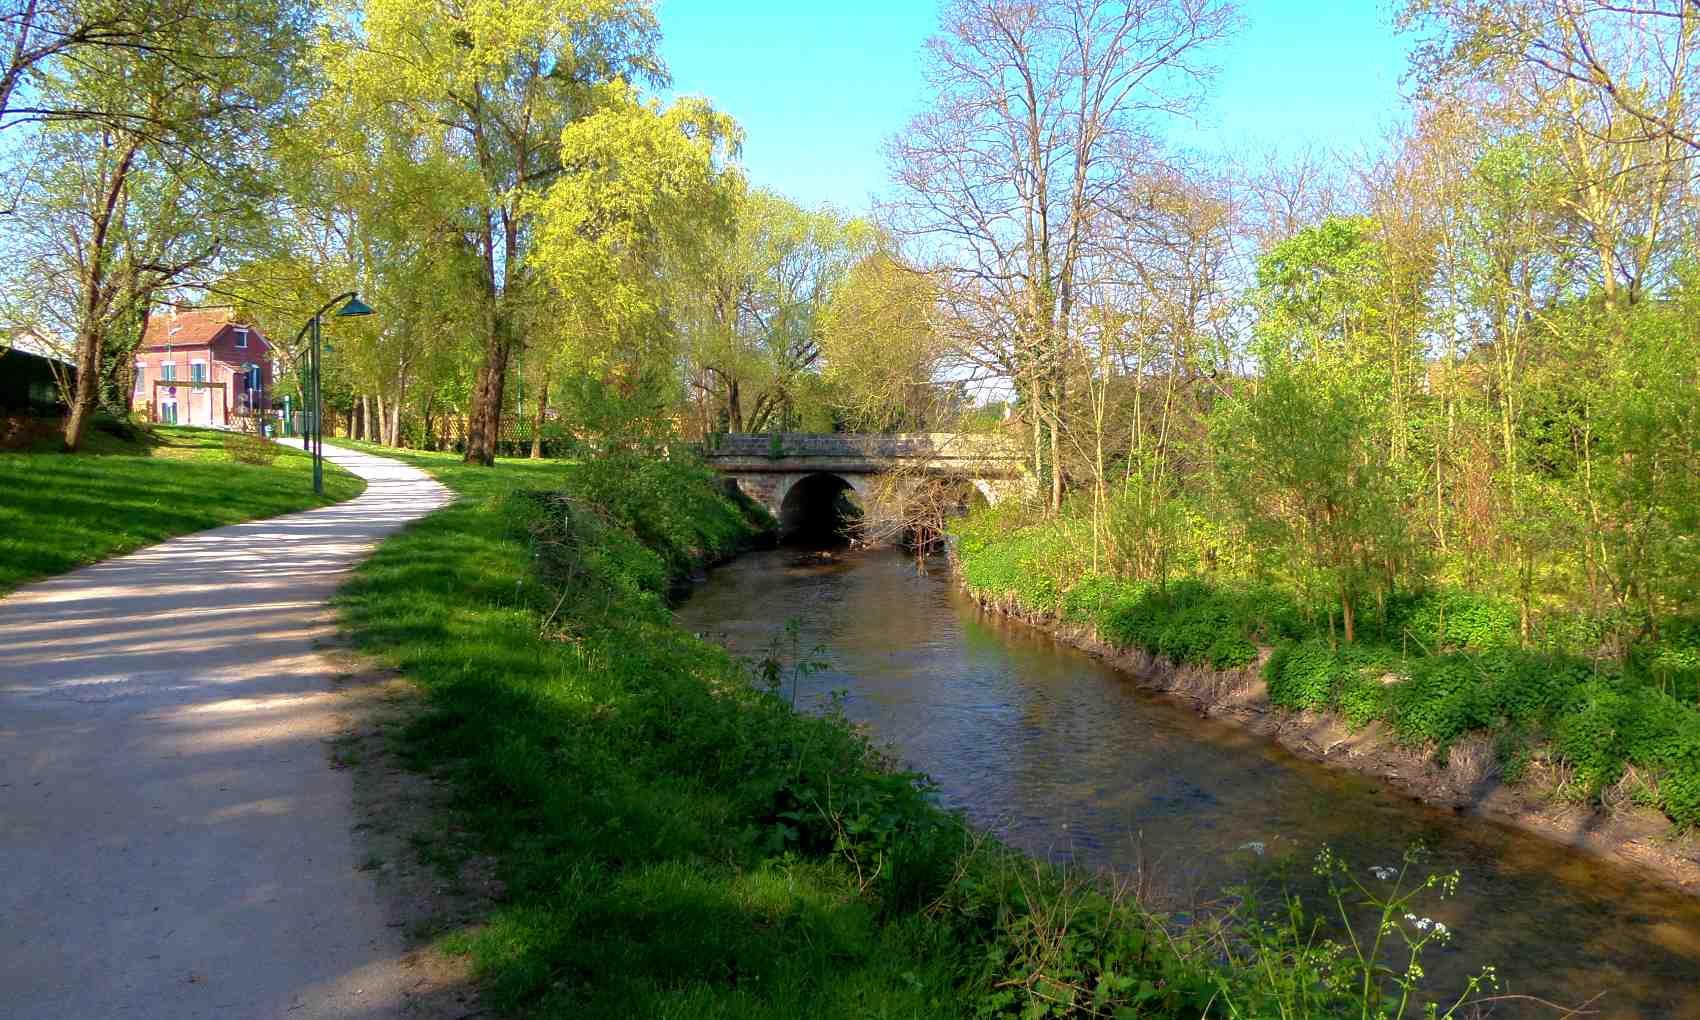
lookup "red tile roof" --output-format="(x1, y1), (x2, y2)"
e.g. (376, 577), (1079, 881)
(141, 308), (264, 349)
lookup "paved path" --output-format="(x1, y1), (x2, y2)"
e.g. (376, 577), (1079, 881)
(0, 444), (453, 1019)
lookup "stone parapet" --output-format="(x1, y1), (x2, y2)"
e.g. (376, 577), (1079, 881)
(703, 432), (1019, 463)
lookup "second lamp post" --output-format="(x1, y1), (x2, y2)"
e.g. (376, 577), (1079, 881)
(295, 292), (374, 495)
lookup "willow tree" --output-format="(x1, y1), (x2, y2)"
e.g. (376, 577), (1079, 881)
(332, 0), (666, 465)
(678, 190), (875, 436)
(818, 251), (948, 431)
(529, 84), (742, 448)
(885, 0), (1237, 509)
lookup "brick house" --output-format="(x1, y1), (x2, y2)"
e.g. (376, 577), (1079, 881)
(131, 309), (275, 427)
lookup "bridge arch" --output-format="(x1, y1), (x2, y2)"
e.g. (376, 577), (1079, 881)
(706, 432), (1034, 545)
(776, 471), (864, 545)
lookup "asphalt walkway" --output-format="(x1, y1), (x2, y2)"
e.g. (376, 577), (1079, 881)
(0, 443), (453, 1018)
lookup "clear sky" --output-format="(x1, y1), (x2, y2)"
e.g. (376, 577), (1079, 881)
(658, 1), (1416, 213)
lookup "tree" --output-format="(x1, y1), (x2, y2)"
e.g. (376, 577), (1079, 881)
(1, 0), (307, 449)
(1404, 0), (1700, 154)
(885, 0), (1238, 510)
(528, 83), (742, 446)
(1214, 360), (1406, 645)
(334, 0), (667, 465)
(1, 0), (277, 142)
(679, 190), (874, 435)
(818, 251), (949, 430)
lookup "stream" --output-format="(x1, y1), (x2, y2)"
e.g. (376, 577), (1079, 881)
(674, 548), (1700, 1018)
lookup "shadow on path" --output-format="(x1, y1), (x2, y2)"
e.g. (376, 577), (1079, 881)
(0, 444), (454, 1019)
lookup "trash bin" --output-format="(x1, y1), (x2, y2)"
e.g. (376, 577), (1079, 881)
(263, 423), (274, 438)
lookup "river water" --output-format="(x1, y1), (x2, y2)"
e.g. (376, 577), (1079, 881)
(675, 548), (1700, 1018)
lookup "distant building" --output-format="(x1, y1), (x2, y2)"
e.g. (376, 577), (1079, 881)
(0, 331), (76, 415)
(131, 308), (274, 426)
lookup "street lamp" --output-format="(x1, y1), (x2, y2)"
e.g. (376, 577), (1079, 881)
(293, 292), (374, 495)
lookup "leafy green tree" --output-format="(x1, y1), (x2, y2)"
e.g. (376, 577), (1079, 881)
(1215, 219), (1421, 642)
(331, 0), (667, 465)
(1, 0), (308, 449)
(678, 189), (874, 435)
(817, 251), (947, 431)
(529, 83), (742, 444)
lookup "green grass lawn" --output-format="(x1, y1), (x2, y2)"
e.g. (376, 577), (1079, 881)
(0, 423), (365, 594)
(329, 440), (571, 502)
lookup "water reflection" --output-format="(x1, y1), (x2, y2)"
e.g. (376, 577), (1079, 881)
(675, 548), (1700, 1019)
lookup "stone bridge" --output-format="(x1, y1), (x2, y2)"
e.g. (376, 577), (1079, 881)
(703, 432), (1030, 540)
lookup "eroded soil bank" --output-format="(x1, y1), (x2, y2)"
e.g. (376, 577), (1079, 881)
(963, 589), (1700, 897)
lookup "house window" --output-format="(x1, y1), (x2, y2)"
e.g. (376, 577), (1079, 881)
(161, 361), (176, 382)
(134, 362), (146, 393)
(190, 360), (207, 383)
(234, 328), (248, 349)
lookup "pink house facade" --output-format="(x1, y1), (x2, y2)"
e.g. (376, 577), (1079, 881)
(130, 309), (276, 427)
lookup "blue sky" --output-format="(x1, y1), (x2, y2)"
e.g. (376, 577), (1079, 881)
(659, 1), (1416, 212)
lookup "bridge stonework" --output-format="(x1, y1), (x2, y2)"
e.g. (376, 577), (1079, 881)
(702, 432), (1031, 538)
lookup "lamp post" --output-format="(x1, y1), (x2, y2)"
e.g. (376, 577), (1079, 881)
(293, 292), (375, 495)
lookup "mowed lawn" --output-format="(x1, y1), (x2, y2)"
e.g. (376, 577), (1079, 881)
(0, 424), (365, 594)
(330, 439), (571, 501)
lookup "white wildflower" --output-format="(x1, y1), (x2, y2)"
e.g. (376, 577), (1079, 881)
(1239, 841), (1266, 856)
(1370, 865), (1397, 880)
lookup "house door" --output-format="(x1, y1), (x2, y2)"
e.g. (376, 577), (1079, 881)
(159, 398), (178, 424)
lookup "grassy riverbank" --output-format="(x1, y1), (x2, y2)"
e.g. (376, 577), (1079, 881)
(334, 442), (1496, 1018)
(0, 421), (365, 594)
(952, 504), (1700, 832)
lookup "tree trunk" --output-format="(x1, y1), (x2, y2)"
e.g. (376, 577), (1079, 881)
(1049, 418), (1062, 512)
(354, 396), (367, 440)
(464, 317), (510, 466)
(1342, 590), (1356, 644)
(63, 324), (105, 452)
(387, 378), (404, 447)
(530, 365), (549, 459)
(62, 138), (139, 452)
(374, 394), (387, 446)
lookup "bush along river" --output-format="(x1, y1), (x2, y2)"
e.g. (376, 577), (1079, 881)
(675, 547), (1700, 1019)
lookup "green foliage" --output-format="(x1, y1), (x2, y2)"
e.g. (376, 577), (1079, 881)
(957, 509), (1291, 673)
(1260, 639), (1700, 826)
(1210, 845), (1496, 1019)
(1384, 590), (1522, 651)
(556, 455), (769, 574)
(222, 431), (280, 466)
(958, 498), (1700, 829)
(954, 865), (1219, 1018)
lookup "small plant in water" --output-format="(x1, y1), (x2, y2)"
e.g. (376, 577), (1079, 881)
(755, 617), (830, 708)
(1210, 843), (1498, 1019)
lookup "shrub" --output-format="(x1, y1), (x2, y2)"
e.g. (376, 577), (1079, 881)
(1389, 590), (1521, 652)
(223, 431), (279, 466)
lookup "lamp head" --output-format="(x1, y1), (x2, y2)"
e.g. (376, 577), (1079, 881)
(334, 295), (374, 318)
